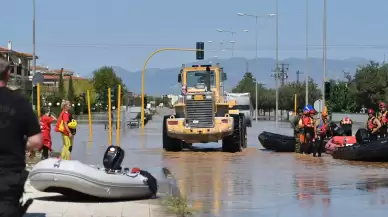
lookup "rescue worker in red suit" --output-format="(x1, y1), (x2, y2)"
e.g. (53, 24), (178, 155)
(366, 109), (381, 141)
(377, 102), (388, 138)
(39, 108), (57, 160)
(340, 116), (353, 136)
(298, 109), (315, 154)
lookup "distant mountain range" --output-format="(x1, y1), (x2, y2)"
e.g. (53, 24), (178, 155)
(109, 57), (371, 95)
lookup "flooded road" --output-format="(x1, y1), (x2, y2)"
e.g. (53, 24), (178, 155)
(49, 116), (388, 217)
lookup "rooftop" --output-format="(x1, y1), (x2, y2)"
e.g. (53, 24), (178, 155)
(0, 46), (36, 59)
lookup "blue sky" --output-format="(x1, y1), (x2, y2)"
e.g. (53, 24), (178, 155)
(1, 0), (387, 75)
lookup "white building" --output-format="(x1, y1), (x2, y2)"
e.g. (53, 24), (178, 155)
(167, 94), (179, 105)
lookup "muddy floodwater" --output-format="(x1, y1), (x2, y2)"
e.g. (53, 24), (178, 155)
(49, 116), (388, 216)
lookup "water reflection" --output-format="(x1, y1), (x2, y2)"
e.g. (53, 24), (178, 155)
(293, 157), (330, 215)
(162, 151), (253, 216)
(357, 178), (388, 206)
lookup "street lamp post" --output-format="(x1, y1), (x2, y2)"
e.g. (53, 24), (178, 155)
(322, 0), (327, 112)
(237, 13), (276, 60)
(305, 0), (309, 105)
(216, 29), (236, 56)
(255, 79), (258, 122)
(237, 12), (276, 124)
(32, 0), (36, 109)
(275, 0), (279, 128)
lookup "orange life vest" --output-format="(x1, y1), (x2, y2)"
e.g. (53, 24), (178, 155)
(302, 116), (314, 128)
(378, 111), (388, 125)
(367, 117), (377, 131)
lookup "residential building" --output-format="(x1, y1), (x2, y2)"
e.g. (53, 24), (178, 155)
(0, 41), (35, 93)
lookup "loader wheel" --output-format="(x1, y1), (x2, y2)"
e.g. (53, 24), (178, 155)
(163, 115), (183, 152)
(222, 114), (243, 152)
(241, 115), (248, 148)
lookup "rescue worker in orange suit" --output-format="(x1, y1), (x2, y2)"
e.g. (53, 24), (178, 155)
(340, 116), (353, 136)
(366, 109), (381, 141)
(313, 111), (329, 157)
(298, 109), (315, 154)
(377, 102), (388, 138)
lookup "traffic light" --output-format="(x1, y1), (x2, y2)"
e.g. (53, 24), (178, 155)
(32, 86), (37, 106)
(324, 81), (331, 100)
(143, 95), (148, 109)
(196, 42), (204, 60)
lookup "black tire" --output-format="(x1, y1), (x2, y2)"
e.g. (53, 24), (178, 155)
(222, 114), (243, 152)
(163, 115), (183, 152)
(241, 115), (248, 148)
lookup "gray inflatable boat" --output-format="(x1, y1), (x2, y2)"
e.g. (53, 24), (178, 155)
(29, 146), (158, 199)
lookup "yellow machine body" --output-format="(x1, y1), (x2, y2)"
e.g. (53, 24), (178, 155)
(166, 63), (238, 144)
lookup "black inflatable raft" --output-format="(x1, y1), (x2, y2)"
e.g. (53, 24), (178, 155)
(258, 131), (328, 152)
(258, 131), (296, 152)
(332, 129), (388, 161)
(332, 140), (388, 161)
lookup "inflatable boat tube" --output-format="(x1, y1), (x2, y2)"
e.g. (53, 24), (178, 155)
(258, 131), (296, 152)
(325, 136), (357, 155)
(29, 158), (157, 199)
(258, 131), (328, 152)
(332, 138), (388, 161)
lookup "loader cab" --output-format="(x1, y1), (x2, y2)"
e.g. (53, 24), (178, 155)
(178, 63), (227, 93)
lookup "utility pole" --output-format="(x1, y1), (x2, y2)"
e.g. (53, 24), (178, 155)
(272, 63), (289, 87)
(247, 61), (259, 123)
(296, 70), (304, 84)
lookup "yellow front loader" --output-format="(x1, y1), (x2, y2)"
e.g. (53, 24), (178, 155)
(162, 63), (247, 152)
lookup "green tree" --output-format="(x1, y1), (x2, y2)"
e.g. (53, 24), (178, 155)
(326, 80), (358, 112)
(232, 72), (255, 93)
(278, 79), (321, 111)
(92, 66), (128, 104)
(354, 61), (388, 109)
(57, 71), (65, 99)
(67, 76), (76, 103)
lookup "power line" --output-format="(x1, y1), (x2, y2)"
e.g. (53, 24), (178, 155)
(36, 43), (388, 50)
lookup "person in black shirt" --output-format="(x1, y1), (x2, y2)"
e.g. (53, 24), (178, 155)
(0, 58), (42, 216)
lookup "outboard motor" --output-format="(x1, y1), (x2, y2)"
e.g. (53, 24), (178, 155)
(103, 145), (125, 172)
(355, 128), (370, 144)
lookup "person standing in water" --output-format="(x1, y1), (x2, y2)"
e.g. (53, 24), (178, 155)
(291, 108), (304, 153)
(314, 111), (329, 157)
(298, 105), (315, 154)
(366, 108), (381, 141)
(377, 102), (388, 138)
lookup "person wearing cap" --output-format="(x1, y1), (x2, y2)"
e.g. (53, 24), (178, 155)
(340, 116), (353, 136)
(366, 108), (381, 141)
(0, 58), (42, 215)
(377, 102), (388, 138)
(291, 108), (304, 153)
(313, 111), (329, 157)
